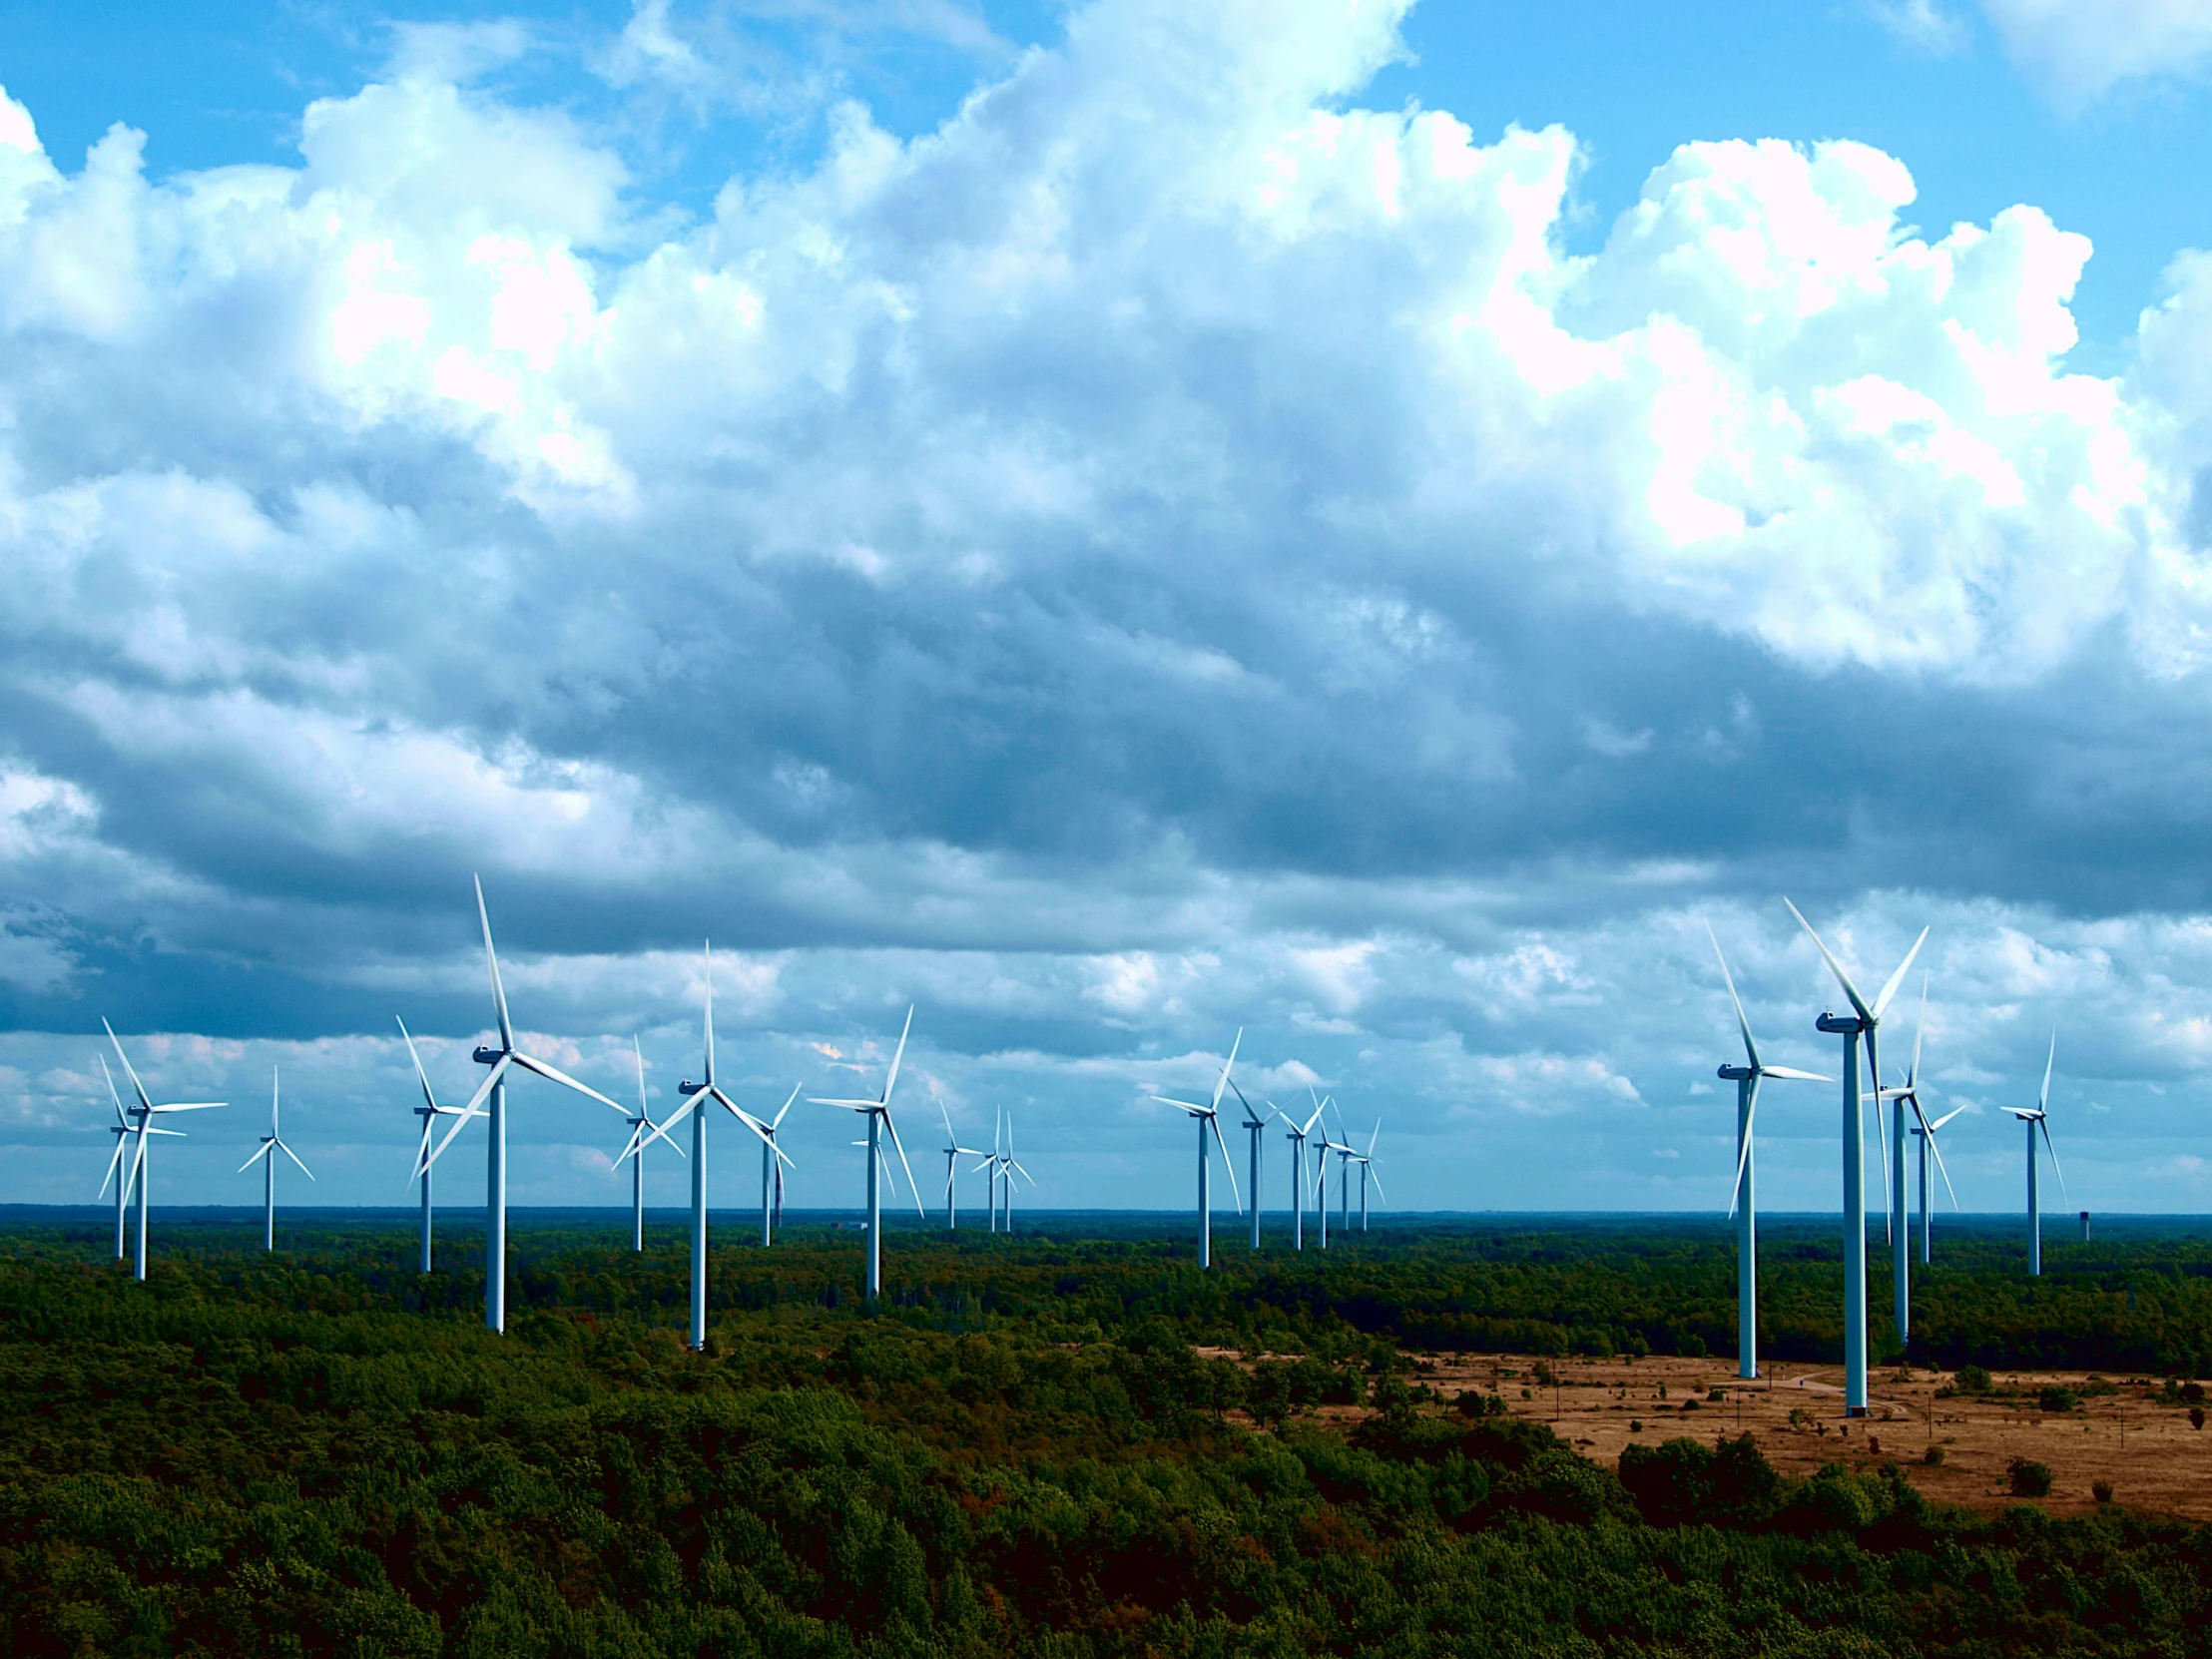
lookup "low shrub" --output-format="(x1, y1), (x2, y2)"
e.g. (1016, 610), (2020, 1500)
(1923, 1444), (1944, 1466)
(2038, 1384), (2079, 1413)
(1956, 1364), (1993, 1393)
(2093, 1478), (2115, 1504)
(2008, 1457), (2053, 1498)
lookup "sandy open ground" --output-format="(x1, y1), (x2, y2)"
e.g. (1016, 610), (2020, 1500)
(1423, 1355), (2212, 1519)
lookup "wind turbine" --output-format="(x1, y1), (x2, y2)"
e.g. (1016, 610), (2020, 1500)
(1351, 1120), (1383, 1231)
(1283, 1095), (1325, 1251)
(633, 944), (786, 1349)
(1232, 1082), (1277, 1250)
(419, 877), (629, 1335)
(2013, 1032), (2068, 1277)
(612, 1037), (688, 1254)
(103, 1020), (224, 1282)
(753, 1085), (800, 1247)
(397, 1017), (474, 1274)
(1150, 1029), (1245, 1269)
(939, 1104), (988, 1231)
(1875, 983), (1963, 1273)
(998, 1112), (1036, 1232)
(811, 1006), (924, 1300)
(1312, 1097), (1341, 1250)
(1786, 900), (1928, 1416)
(95, 1057), (133, 1262)
(238, 1066), (313, 1251)
(1709, 924), (1830, 1382)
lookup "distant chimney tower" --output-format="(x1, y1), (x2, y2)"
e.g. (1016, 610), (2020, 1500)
(2079, 1210), (2091, 1242)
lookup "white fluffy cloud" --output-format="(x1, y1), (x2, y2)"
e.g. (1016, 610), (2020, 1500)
(1979, 0), (2212, 105)
(4, 0), (2212, 1210)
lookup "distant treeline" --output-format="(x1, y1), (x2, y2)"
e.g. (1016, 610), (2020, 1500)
(14, 1216), (2212, 1375)
(3, 1221), (2212, 1653)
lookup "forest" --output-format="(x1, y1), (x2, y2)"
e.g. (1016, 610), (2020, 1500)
(6, 1212), (2212, 1656)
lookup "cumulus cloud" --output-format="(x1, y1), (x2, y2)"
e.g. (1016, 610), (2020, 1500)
(4, 0), (2212, 1209)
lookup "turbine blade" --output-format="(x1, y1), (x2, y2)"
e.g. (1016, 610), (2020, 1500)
(1210, 1110), (1243, 1213)
(1910, 974), (1928, 1086)
(634, 1035), (649, 1117)
(1760, 1066), (1831, 1082)
(279, 1140), (314, 1180)
(397, 1016), (440, 1112)
(2040, 1116), (2069, 1206)
(712, 1087), (777, 1149)
(637, 1089), (706, 1155)
(882, 1109), (923, 1217)
(1013, 1160), (1035, 1186)
(1871, 927), (1930, 1020)
(1368, 1167), (1386, 1202)
(1783, 898), (1873, 1025)
(272, 1066), (280, 1138)
(1152, 1095), (1206, 1113)
(426, 1054), (512, 1170)
(509, 1051), (628, 1115)
(99, 1053), (128, 1126)
(1212, 1027), (1242, 1114)
(102, 1018), (156, 1115)
(239, 1142), (275, 1174)
(882, 1005), (914, 1105)
(1930, 1104), (1972, 1131)
(702, 940), (715, 1085)
(773, 1083), (799, 1129)
(98, 1133), (128, 1198)
(474, 874), (514, 1050)
(1706, 919), (1761, 1073)
(149, 1103), (224, 1113)
(1726, 1074), (1761, 1219)
(1928, 1124), (1959, 1210)
(2038, 1030), (2056, 1115)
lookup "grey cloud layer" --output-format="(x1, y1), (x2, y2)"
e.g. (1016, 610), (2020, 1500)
(2, 0), (2211, 1209)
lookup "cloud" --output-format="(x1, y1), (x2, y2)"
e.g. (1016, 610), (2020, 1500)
(5, 0), (2212, 1209)
(1866, 1), (1972, 56)
(1978, 0), (2212, 106)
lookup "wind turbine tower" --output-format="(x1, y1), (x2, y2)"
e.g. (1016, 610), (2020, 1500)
(939, 1103), (987, 1231)
(1284, 1096), (1324, 1250)
(398, 1018), (472, 1274)
(420, 878), (630, 1334)
(238, 1066), (314, 1251)
(634, 945), (785, 1348)
(2013, 1033), (2068, 1277)
(1709, 924), (1828, 1381)
(1151, 1029), (1246, 1269)
(96, 1057), (133, 1262)
(1787, 901), (1927, 1416)
(1233, 1083), (1276, 1250)
(103, 1020), (225, 1282)
(812, 1006), (925, 1300)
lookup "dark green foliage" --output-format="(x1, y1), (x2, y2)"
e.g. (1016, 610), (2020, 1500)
(6, 1217), (2212, 1656)
(2009, 1457), (2055, 1497)
(2038, 1384), (2079, 1413)
(1956, 1364), (1993, 1392)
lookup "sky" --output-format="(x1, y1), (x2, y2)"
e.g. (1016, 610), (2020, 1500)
(8, 0), (2212, 1219)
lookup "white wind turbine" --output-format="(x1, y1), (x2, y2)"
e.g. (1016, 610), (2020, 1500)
(633, 944), (787, 1349)
(1350, 1119), (1383, 1231)
(103, 1019), (225, 1282)
(238, 1066), (313, 1251)
(419, 877), (630, 1335)
(96, 1057), (134, 1262)
(2013, 1032), (2069, 1277)
(1316, 1106), (1359, 1249)
(397, 1017), (473, 1274)
(1709, 924), (1830, 1382)
(611, 1037), (686, 1254)
(1230, 1080), (1278, 1251)
(939, 1104), (989, 1231)
(1282, 1094), (1326, 1251)
(1786, 900), (1929, 1416)
(1874, 982), (1966, 1283)
(1151, 1029), (1245, 1269)
(753, 1085), (801, 1247)
(997, 1112), (1036, 1232)
(811, 1006), (925, 1300)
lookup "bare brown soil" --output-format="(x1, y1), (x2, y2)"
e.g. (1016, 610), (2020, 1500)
(1441, 1354), (2212, 1519)
(1197, 1348), (2212, 1519)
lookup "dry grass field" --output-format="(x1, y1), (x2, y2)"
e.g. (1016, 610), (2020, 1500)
(1431, 1353), (2212, 1519)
